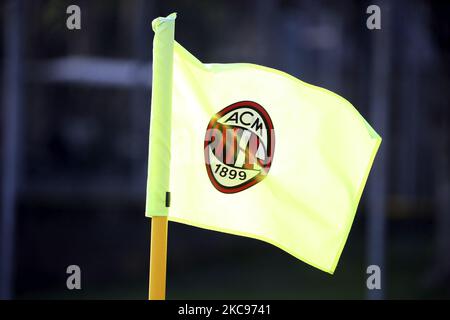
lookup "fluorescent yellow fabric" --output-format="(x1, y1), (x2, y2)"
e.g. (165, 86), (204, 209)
(146, 14), (381, 273)
(146, 13), (176, 216)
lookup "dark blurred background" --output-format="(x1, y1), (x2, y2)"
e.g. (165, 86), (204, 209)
(0, 0), (449, 299)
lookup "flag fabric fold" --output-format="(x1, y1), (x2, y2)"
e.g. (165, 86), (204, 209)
(146, 13), (381, 274)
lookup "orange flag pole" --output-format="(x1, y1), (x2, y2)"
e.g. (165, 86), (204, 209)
(148, 216), (168, 300)
(147, 14), (176, 301)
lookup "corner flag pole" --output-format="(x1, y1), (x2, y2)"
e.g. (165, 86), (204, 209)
(146, 13), (176, 300)
(149, 216), (168, 300)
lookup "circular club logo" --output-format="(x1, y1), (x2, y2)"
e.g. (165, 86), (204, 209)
(204, 101), (275, 193)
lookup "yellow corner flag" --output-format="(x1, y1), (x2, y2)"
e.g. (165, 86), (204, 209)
(146, 12), (381, 286)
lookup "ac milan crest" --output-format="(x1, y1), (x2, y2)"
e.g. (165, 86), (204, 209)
(204, 101), (275, 193)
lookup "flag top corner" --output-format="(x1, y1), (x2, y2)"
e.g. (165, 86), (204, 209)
(152, 12), (177, 33)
